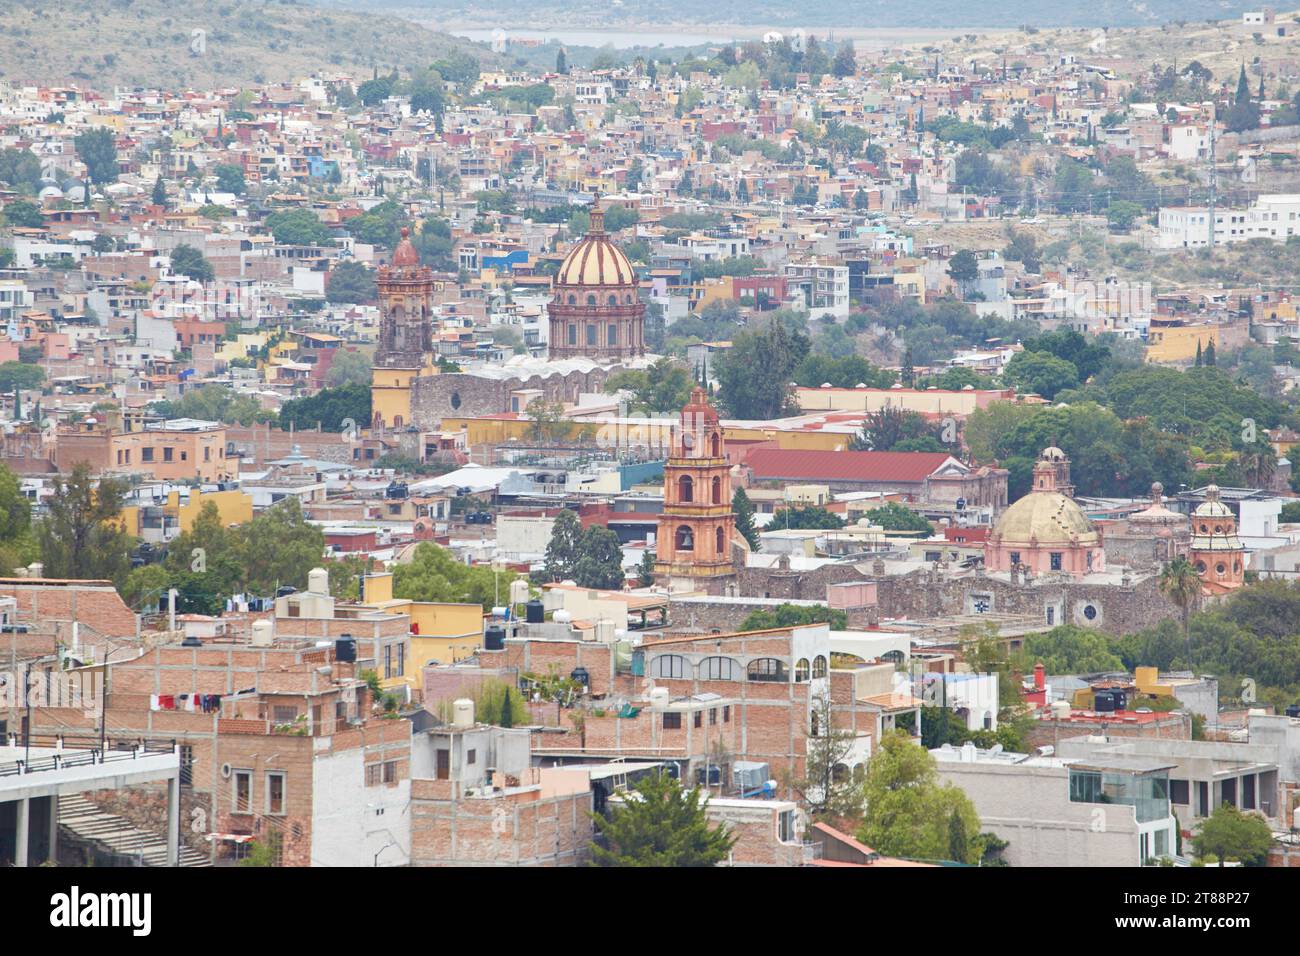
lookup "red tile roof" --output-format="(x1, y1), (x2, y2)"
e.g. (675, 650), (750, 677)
(745, 448), (956, 484)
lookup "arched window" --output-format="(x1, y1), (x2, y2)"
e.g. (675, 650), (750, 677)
(678, 475), (694, 502)
(651, 654), (688, 679)
(747, 658), (787, 682)
(711, 476), (722, 504)
(715, 526), (724, 554)
(675, 525), (694, 551)
(568, 294), (577, 305)
(393, 415), (403, 427)
(812, 655), (828, 679)
(795, 658), (811, 682)
(700, 657), (737, 680)
(710, 433), (721, 457)
(586, 294), (597, 306)
(608, 324), (618, 345)
(608, 294), (618, 306)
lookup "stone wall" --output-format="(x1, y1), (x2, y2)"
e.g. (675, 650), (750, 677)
(409, 365), (621, 426)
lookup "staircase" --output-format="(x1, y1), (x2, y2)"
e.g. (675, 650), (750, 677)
(58, 793), (211, 867)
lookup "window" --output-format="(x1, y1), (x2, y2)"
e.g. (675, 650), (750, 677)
(715, 526), (724, 554)
(467, 749), (476, 765)
(1169, 779), (1190, 806)
(709, 708), (717, 726)
(272, 705), (297, 724)
(651, 654), (687, 679)
(795, 658), (811, 682)
(1010, 551), (1021, 566)
(179, 745), (194, 786)
(812, 655), (827, 679)
(694, 711), (702, 728)
(747, 658), (787, 682)
(700, 656), (736, 680)
(141, 447), (154, 463)
(204, 446), (211, 462)
(663, 712), (682, 730)
(586, 324), (597, 346)
(1050, 552), (1063, 571)
(568, 324), (576, 345)
(678, 475), (694, 502)
(266, 772), (286, 815)
(233, 769), (252, 813)
(723, 706), (730, 723)
(163, 446), (174, 462)
(675, 525), (694, 551)
(608, 324), (618, 345)
(711, 476), (721, 504)
(384, 644), (394, 679)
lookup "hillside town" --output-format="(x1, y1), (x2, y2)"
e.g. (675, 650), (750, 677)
(3, 10), (1300, 875)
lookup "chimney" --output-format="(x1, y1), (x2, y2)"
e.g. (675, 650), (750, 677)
(1034, 662), (1045, 692)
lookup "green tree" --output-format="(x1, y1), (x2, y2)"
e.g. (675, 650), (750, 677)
(279, 383), (371, 432)
(3, 200), (44, 228)
(791, 692), (864, 818)
(851, 405), (947, 452)
(947, 249), (980, 287)
(1010, 625), (1125, 674)
(169, 244), (215, 283)
(0, 148), (42, 193)
(732, 488), (761, 551)
(543, 509), (583, 582)
(604, 358), (695, 414)
(858, 730), (983, 863)
(1159, 557), (1203, 664)
(213, 163), (246, 195)
(590, 772), (736, 867)
(325, 349), (373, 388)
(740, 603), (848, 631)
(0, 362), (44, 393)
(394, 542), (517, 609)
(326, 260), (377, 304)
(716, 318), (809, 419)
(1106, 199), (1144, 232)
(637, 550), (655, 588)
(1192, 803), (1273, 866)
(831, 42), (857, 78)
(1002, 350), (1079, 399)
(74, 127), (118, 184)
(862, 502), (932, 533)
(37, 464), (134, 588)
(151, 175), (167, 208)
(265, 208), (335, 247)
(232, 498), (326, 597)
(572, 525), (626, 591)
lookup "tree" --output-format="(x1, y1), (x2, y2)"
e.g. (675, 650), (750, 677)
(769, 506), (844, 530)
(858, 730), (983, 863)
(394, 542), (517, 609)
(1002, 350), (1079, 400)
(862, 502), (933, 533)
(637, 550), (655, 588)
(851, 405), (946, 452)
(1159, 557), (1203, 664)
(590, 772), (736, 866)
(524, 398), (568, 442)
(0, 362), (44, 393)
(233, 498), (326, 597)
(556, 48), (568, 75)
(151, 175), (167, 208)
(831, 42), (857, 78)
(732, 488), (761, 551)
(947, 249), (980, 287)
(74, 127), (118, 184)
(572, 525), (626, 591)
(543, 509), (583, 582)
(791, 692), (864, 818)
(1106, 199), (1144, 232)
(740, 604), (848, 630)
(265, 208), (335, 247)
(3, 199), (44, 229)
(326, 260), (378, 304)
(279, 383), (371, 432)
(37, 464), (134, 588)
(1010, 625), (1125, 674)
(604, 358), (695, 414)
(169, 244), (215, 283)
(212, 163), (246, 195)
(1192, 804), (1273, 866)
(715, 318), (808, 419)
(0, 148), (42, 193)
(325, 349), (373, 388)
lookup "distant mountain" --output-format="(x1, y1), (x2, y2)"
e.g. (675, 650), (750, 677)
(0, 0), (496, 90)
(325, 0), (1264, 30)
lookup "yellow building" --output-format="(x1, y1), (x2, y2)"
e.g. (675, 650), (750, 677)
(353, 572), (485, 690)
(1144, 323), (1223, 365)
(371, 364), (438, 431)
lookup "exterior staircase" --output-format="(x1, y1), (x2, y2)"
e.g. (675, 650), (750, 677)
(58, 793), (211, 867)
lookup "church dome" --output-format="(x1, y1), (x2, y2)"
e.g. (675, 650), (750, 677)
(1193, 485), (1233, 518)
(555, 206), (636, 287)
(392, 227), (420, 268)
(991, 490), (1099, 546)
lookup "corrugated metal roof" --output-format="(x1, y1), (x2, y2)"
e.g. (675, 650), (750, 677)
(745, 448), (957, 483)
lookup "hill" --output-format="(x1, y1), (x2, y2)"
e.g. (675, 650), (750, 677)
(0, 0), (496, 90)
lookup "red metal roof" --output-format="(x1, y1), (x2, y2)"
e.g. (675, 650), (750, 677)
(745, 448), (955, 484)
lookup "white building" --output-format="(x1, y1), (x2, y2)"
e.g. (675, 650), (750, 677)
(1157, 194), (1300, 248)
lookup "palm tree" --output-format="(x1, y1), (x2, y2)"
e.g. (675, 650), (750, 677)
(1159, 557), (1203, 666)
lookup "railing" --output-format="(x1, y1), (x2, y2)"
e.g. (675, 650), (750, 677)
(0, 733), (177, 778)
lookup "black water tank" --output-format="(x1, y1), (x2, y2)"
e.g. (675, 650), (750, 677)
(484, 625), (505, 651)
(570, 666), (589, 688)
(335, 637), (357, 663)
(1094, 690), (1115, 713)
(180, 636), (202, 648)
(276, 585), (297, 598)
(1286, 704), (1300, 718)
(525, 599), (545, 624)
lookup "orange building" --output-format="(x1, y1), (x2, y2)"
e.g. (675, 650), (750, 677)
(655, 388), (743, 592)
(1190, 485), (1246, 594)
(54, 417), (232, 482)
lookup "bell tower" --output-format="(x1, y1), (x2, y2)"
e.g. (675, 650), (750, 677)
(375, 227), (434, 369)
(655, 388), (739, 591)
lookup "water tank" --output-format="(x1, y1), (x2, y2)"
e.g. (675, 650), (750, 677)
(525, 599), (545, 624)
(180, 636), (202, 648)
(553, 609), (572, 625)
(595, 619), (616, 643)
(1051, 699), (1071, 719)
(570, 666), (589, 688)
(452, 698), (474, 729)
(484, 625), (505, 651)
(335, 636), (357, 663)
(250, 620), (274, 647)
(308, 567), (329, 595)
(1285, 704), (1300, 718)
(1094, 691), (1116, 713)
(509, 579), (531, 605)
(649, 687), (670, 710)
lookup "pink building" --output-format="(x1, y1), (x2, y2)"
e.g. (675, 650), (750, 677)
(984, 448), (1104, 577)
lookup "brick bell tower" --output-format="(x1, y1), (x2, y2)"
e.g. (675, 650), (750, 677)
(374, 227), (434, 369)
(655, 388), (739, 591)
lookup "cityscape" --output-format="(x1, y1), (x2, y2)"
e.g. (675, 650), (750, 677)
(0, 1), (1297, 898)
